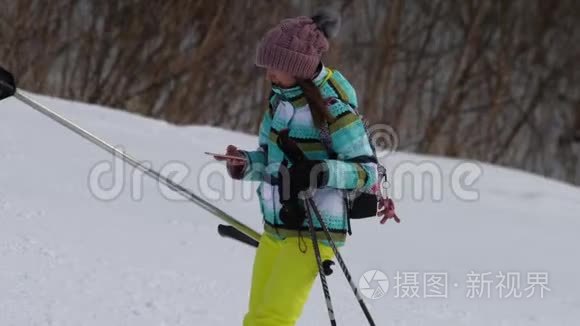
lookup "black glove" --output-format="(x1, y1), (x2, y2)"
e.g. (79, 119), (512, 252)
(278, 160), (328, 229)
(276, 128), (329, 198)
(287, 159), (329, 199)
(275, 128), (329, 229)
(279, 200), (307, 229)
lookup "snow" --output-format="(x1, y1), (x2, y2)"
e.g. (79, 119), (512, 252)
(1, 92), (579, 326)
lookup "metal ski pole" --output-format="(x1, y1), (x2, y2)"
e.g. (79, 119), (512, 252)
(303, 195), (337, 326)
(0, 66), (261, 242)
(306, 198), (376, 326)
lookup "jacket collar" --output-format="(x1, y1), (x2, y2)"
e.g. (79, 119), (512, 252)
(271, 65), (332, 106)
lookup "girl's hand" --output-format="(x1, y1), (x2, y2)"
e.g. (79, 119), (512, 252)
(217, 145), (246, 179)
(212, 145), (246, 166)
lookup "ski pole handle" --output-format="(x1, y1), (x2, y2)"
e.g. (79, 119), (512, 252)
(0, 66), (16, 101)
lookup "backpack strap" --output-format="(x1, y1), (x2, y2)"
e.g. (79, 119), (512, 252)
(319, 98), (338, 159)
(321, 97), (397, 225)
(319, 122), (336, 159)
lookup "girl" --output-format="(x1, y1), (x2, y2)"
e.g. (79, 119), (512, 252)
(218, 9), (378, 326)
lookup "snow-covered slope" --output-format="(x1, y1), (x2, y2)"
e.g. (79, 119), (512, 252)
(1, 93), (579, 326)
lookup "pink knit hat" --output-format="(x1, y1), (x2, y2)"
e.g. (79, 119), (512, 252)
(256, 9), (341, 79)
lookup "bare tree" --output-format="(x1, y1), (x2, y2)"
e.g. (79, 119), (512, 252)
(2, 0), (579, 184)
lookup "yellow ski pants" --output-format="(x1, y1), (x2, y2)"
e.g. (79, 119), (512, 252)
(243, 232), (335, 326)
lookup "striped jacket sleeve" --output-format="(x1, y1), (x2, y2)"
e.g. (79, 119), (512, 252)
(323, 99), (378, 190)
(239, 111), (271, 181)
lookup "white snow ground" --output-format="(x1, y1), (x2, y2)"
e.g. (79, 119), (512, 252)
(1, 92), (579, 326)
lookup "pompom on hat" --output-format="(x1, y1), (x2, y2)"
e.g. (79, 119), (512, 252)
(255, 8), (341, 79)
